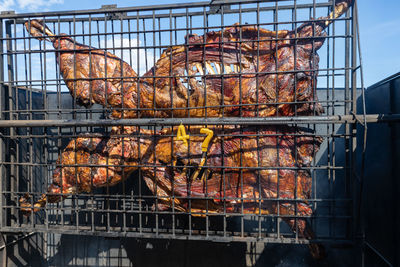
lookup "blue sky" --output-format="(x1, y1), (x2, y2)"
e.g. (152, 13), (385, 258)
(0, 0), (399, 87)
(357, 0), (400, 86)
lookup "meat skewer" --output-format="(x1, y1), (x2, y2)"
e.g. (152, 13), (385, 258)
(24, 0), (352, 118)
(20, 125), (324, 258)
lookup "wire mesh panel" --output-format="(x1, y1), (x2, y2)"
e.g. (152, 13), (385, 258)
(0, 0), (360, 256)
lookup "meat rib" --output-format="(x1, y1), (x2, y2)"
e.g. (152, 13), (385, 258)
(20, 125), (323, 258)
(25, 0), (352, 118)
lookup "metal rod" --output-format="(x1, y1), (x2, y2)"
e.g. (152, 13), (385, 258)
(0, 226), (354, 244)
(364, 241), (394, 267)
(0, 114), (398, 128)
(0, 0), (335, 19)
(0, 232), (36, 250)
(0, 18), (4, 229)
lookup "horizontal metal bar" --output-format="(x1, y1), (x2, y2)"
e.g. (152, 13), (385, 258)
(3, 191), (353, 203)
(6, 209), (352, 220)
(0, 114), (399, 128)
(0, 133), (353, 139)
(0, 161), (347, 170)
(0, 226), (353, 246)
(9, 1), (341, 24)
(0, 66), (351, 80)
(1, 30), (351, 44)
(0, 101), (353, 115)
(0, 0), (333, 19)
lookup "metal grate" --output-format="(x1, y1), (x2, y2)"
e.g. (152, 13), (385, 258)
(0, 0), (362, 251)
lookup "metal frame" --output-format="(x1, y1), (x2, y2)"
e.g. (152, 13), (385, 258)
(0, 0), (367, 250)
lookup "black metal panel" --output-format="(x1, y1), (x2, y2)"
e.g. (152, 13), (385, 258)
(360, 72), (400, 267)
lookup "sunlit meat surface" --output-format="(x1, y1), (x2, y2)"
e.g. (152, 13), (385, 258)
(25, 0), (352, 118)
(20, 125), (323, 258)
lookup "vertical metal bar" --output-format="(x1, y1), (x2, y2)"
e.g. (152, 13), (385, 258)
(145, 15), (159, 237)
(135, 11), (143, 235)
(6, 21), (16, 227)
(204, 6), (210, 238)
(42, 16), (49, 233)
(168, 9), (176, 238)
(311, 0), (317, 239)
(26, 18), (34, 226)
(111, 13), (119, 228)
(119, 13), (127, 233)
(344, 2), (351, 239)
(292, 0), (299, 241)
(0, 18), (4, 229)
(11, 19), (21, 229)
(12, 20), (18, 119)
(184, 7), (192, 237)
(203, 6), (208, 119)
(326, 12), (333, 235)
(127, 17), (134, 230)
(71, 15), (80, 232)
(23, 18), (32, 228)
(329, 0), (337, 239)
(351, 1), (358, 242)
(273, 1), (280, 240)
(103, 14), (111, 233)
(142, 18), (148, 74)
(256, 1), (262, 240)
(87, 14), (95, 233)
(55, 16), (65, 229)
(238, 2), (244, 238)
(220, 3), (227, 239)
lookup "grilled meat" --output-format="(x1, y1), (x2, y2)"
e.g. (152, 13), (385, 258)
(25, 0), (352, 118)
(20, 125), (323, 258)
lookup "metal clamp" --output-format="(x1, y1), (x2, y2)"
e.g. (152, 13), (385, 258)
(175, 125), (214, 182)
(190, 127), (214, 182)
(177, 123), (190, 147)
(200, 128), (214, 152)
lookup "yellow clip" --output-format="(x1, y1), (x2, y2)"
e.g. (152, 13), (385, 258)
(189, 128), (214, 183)
(177, 123), (190, 147)
(200, 128), (214, 152)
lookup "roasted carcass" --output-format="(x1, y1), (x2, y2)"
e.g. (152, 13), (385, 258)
(20, 125), (323, 258)
(25, 0), (352, 118)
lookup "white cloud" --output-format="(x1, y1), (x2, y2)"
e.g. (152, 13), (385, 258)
(0, 0), (15, 11)
(17, 0), (63, 10)
(0, 0), (63, 11)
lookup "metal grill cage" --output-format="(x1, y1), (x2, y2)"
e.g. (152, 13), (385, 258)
(0, 0), (360, 247)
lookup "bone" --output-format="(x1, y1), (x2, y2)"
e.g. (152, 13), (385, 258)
(324, 0), (353, 27)
(224, 64), (232, 74)
(195, 63), (204, 75)
(241, 43), (254, 51)
(24, 19), (56, 42)
(205, 62), (216, 75)
(214, 62), (221, 74)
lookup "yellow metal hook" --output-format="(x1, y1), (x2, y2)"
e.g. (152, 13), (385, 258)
(177, 123), (190, 147)
(190, 127), (214, 182)
(176, 125), (214, 182)
(200, 128), (213, 152)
